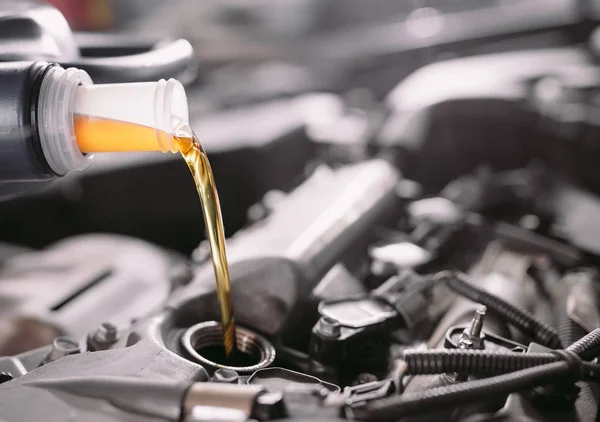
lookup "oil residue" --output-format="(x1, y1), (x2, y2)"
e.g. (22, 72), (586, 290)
(174, 126), (237, 358)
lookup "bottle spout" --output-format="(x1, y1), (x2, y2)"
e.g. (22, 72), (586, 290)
(73, 79), (189, 153)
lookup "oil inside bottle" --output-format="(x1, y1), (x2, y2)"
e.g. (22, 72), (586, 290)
(174, 126), (238, 358)
(74, 115), (163, 152)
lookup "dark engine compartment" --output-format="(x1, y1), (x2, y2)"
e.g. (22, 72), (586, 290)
(5, 155), (600, 422)
(4, 2), (600, 421)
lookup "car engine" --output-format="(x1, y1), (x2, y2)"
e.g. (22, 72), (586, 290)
(2, 1), (600, 422)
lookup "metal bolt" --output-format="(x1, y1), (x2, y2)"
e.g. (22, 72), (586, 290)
(458, 337), (473, 349)
(212, 368), (239, 384)
(449, 306), (488, 382)
(468, 306), (486, 339)
(253, 392), (286, 421)
(44, 336), (80, 364)
(458, 306), (486, 350)
(98, 322), (118, 342)
(87, 322), (119, 351)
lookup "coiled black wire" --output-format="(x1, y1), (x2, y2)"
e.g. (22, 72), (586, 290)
(363, 361), (600, 420)
(403, 329), (600, 377)
(360, 330), (600, 421)
(437, 271), (562, 349)
(404, 349), (559, 375)
(567, 329), (600, 360)
(362, 361), (571, 421)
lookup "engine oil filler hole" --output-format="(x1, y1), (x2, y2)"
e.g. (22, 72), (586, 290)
(181, 321), (275, 374)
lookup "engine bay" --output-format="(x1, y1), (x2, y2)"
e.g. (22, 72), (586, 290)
(3, 155), (600, 421)
(3, 3), (600, 421)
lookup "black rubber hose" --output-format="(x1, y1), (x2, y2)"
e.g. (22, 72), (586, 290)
(404, 330), (600, 377)
(403, 349), (559, 376)
(438, 271), (562, 349)
(566, 328), (600, 360)
(59, 39), (196, 84)
(361, 332), (600, 420)
(362, 362), (571, 421)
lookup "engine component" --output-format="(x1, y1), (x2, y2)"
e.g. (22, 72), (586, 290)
(167, 159), (399, 342)
(360, 330), (600, 421)
(0, 234), (184, 355)
(427, 241), (550, 348)
(378, 48), (592, 192)
(336, 378), (397, 417)
(369, 219), (464, 274)
(2, 154), (600, 422)
(457, 306), (486, 350)
(41, 336), (80, 365)
(443, 324), (527, 353)
(0, 374), (286, 422)
(369, 240), (432, 272)
(398, 239), (565, 421)
(435, 271), (561, 349)
(0, 157), (400, 420)
(181, 321), (276, 374)
(494, 222), (581, 267)
(212, 368), (240, 384)
(0, 178), (596, 422)
(87, 322), (120, 352)
(184, 383), (285, 422)
(361, 361), (598, 421)
(309, 271), (437, 380)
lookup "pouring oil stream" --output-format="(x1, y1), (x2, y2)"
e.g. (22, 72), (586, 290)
(71, 78), (238, 357)
(174, 125), (238, 357)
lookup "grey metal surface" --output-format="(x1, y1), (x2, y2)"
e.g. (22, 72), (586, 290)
(183, 383), (264, 420)
(0, 377), (186, 422)
(196, 159), (399, 282)
(0, 234), (183, 343)
(0, 331), (209, 421)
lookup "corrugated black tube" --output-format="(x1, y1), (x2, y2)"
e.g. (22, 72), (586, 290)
(362, 362), (570, 421)
(567, 328), (600, 360)
(403, 349), (559, 376)
(439, 271), (561, 349)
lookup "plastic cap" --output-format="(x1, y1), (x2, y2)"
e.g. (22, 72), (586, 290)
(37, 66), (93, 175)
(74, 79), (189, 153)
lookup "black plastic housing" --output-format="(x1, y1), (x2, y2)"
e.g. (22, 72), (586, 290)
(0, 61), (54, 181)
